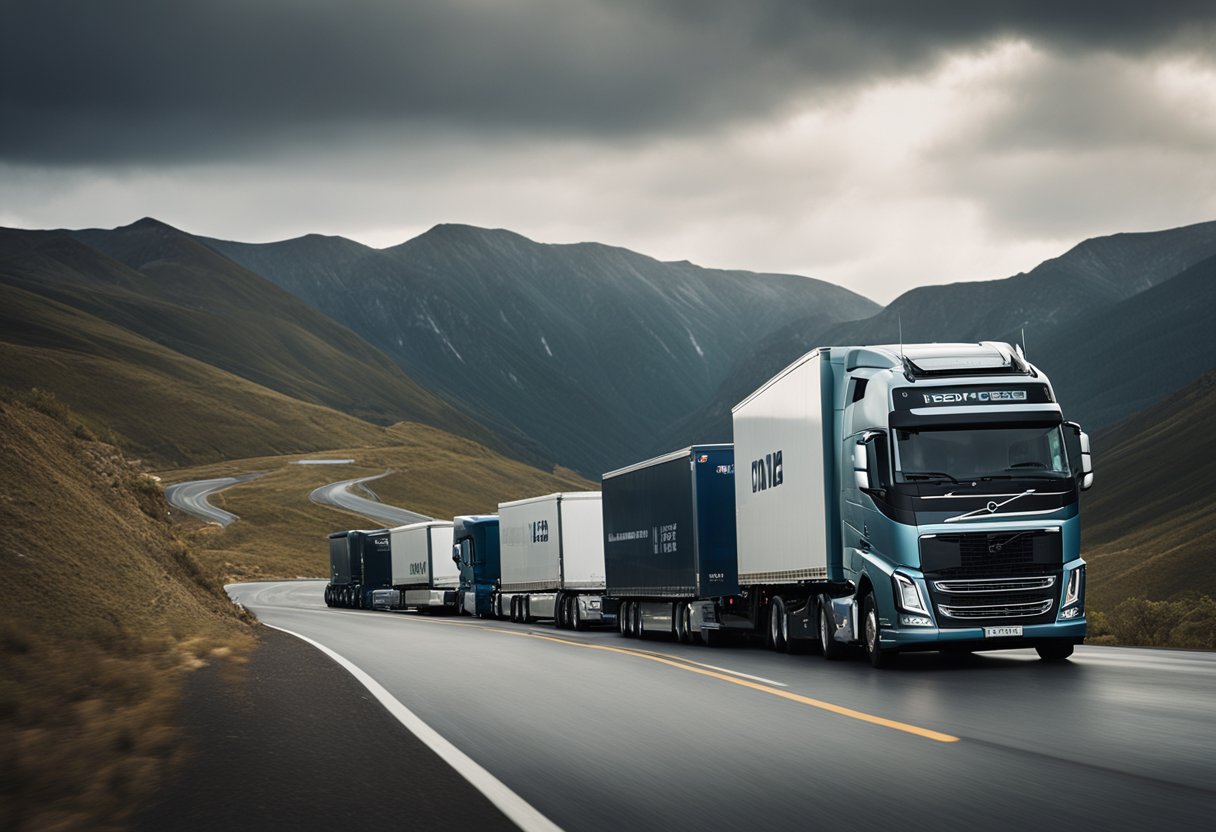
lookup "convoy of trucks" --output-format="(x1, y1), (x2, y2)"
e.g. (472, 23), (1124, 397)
(324, 341), (1093, 665)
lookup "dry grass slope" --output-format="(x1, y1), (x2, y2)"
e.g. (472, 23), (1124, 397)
(0, 282), (392, 467)
(0, 392), (252, 831)
(1082, 370), (1216, 611)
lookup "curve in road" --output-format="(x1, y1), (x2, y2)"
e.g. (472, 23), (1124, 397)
(309, 471), (432, 527)
(165, 474), (262, 526)
(230, 580), (1216, 832)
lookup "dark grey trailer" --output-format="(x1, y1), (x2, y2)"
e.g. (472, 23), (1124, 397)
(602, 445), (738, 644)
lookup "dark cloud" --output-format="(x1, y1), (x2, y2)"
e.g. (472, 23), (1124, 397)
(3, 0), (1213, 164)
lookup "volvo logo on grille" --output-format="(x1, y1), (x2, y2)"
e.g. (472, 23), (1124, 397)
(986, 501), (999, 513)
(989, 541), (1004, 553)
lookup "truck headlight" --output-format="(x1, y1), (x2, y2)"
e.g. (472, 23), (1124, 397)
(1064, 565), (1083, 607)
(893, 573), (929, 615)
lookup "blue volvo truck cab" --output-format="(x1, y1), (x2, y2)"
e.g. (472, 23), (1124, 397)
(452, 515), (500, 618)
(732, 342), (1093, 665)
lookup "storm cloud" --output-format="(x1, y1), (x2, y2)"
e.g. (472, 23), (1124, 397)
(2, 1), (1214, 302)
(4, 0), (1214, 163)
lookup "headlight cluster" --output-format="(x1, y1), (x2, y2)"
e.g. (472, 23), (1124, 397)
(892, 572), (931, 626)
(1059, 564), (1084, 620)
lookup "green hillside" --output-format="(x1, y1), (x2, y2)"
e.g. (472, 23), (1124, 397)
(1083, 371), (1216, 610)
(0, 282), (391, 467)
(0, 222), (493, 448)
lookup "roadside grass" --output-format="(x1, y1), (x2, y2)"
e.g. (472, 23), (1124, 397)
(166, 420), (594, 583)
(1087, 594), (1216, 649)
(0, 392), (253, 831)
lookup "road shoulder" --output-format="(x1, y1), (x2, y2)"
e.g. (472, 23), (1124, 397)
(133, 626), (517, 831)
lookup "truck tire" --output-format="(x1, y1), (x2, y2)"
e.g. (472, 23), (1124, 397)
(818, 598), (847, 660)
(768, 597), (788, 652)
(510, 596), (520, 623)
(619, 601), (633, 637)
(571, 596), (582, 630)
(674, 601), (689, 643)
(1036, 642), (1074, 661)
(862, 593), (896, 668)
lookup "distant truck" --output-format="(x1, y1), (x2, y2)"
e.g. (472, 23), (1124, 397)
(602, 445), (738, 644)
(367, 521), (459, 612)
(325, 528), (391, 609)
(494, 492), (607, 629)
(603, 342), (1093, 664)
(452, 515), (501, 618)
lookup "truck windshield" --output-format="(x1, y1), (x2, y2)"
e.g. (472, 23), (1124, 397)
(895, 424), (1069, 483)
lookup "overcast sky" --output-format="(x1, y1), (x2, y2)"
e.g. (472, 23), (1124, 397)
(3, 1), (1214, 303)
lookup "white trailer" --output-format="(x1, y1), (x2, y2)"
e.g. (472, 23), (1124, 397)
(387, 520), (459, 612)
(495, 492), (606, 628)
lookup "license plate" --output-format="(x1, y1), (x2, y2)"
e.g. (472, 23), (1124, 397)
(984, 626), (1023, 638)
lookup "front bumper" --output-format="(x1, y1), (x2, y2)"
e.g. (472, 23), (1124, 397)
(881, 619), (1087, 652)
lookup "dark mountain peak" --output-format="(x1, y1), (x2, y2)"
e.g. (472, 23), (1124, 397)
(122, 217), (182, 234)
(420, 223), (531, 242)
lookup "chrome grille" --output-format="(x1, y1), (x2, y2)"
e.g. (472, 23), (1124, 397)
(933, 576), (1055, 594)
(939, 599), (1053, 619)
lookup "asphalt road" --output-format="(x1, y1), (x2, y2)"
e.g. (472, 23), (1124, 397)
(309, 472), (432, 527)
(229, 580), (1216, 831)
(165, 474), (261, 526)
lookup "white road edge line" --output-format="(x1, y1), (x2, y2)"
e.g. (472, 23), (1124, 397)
(261, 622), (564, 832)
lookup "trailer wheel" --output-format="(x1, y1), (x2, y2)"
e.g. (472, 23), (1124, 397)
(674, 601), (689, 643)
(1036, 642), (1074, 662)
(818, 599), (847, 660)
(862, 593), (896, 668)
(768, 597), (788, 652)
(522, 597), (532, 624)
(619, 601), (633, 637)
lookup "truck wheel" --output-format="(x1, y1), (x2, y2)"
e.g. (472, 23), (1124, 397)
(818, 599), (847, 660)
(510, 596), (519, 623)
(633, 603), (644, 639)
(522, 597), (532, 624)
(571, 597), (583, 631)
(619, 601), (633, 637)
(768, 597), (788, 652)
(674, 601), (689, 643)
(1036, 642), (1074, 661)
(862, 593), (896, 668)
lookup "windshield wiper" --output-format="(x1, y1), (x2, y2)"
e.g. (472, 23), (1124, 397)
(902, 471), (959, 483)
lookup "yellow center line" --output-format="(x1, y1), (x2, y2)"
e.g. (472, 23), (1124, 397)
(331, 610), (960, 744)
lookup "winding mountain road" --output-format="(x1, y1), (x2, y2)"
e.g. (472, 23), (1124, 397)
(165, 474), (262, 526)
(230, 580), (1216, 832)
(309, 471), (432, 527)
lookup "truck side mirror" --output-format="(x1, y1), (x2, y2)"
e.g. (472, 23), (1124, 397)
(853, 442), (870, 491)
(1079, 430), (1093, 491)
(452, 545), (463, 566)
(1065, 421), (1094, 491)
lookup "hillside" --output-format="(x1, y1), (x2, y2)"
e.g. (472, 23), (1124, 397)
(1029, 251), (1216, 431)
(1082, 371), (1216, 610)
(0, 392), (252, 830)
(165, 422), (594, 584)
(672, 221), (1216, 445)
(0, 221), (494, 450)
(205, 224), (881, 475)
(0, 282), (394, 467)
